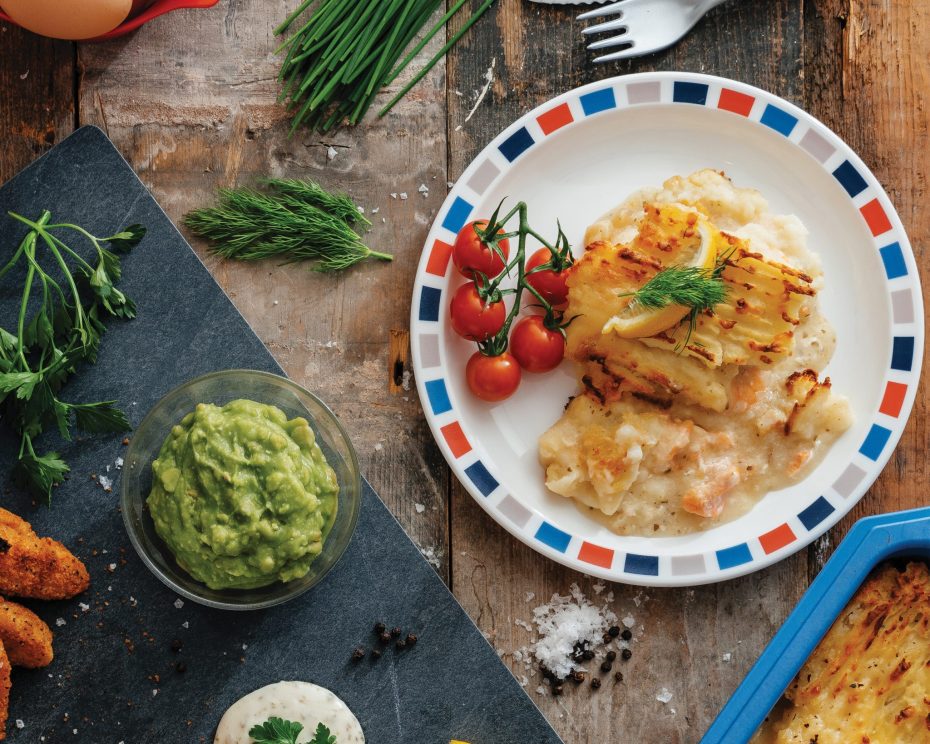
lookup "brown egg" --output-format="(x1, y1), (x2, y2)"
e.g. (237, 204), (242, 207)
(0, 0), (132, 40)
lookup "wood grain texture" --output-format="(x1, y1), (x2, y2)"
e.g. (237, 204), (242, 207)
(75, 1), (453, 582)
(447, 1), (928, 741)
(0, 0), (927, 740)
(0, 27), (73, 180)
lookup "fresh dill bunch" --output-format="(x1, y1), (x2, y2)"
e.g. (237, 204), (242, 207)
(627, 265), (728, 312)
(184, 180), (391, 273)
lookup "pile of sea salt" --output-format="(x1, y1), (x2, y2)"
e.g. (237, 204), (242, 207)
(530, 583), (617, 680)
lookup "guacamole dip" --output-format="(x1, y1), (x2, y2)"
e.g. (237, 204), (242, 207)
(147, 399), (338, 590)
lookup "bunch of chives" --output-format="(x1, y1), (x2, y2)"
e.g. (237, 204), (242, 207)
(275, 0), (496, 134)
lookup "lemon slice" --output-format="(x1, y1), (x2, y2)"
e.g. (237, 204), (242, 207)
(602, 218), (716, 338)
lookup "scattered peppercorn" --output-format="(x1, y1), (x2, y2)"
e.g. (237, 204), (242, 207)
(600, 661), (612, 673)
(390, 626), (402, 638)
(621, 648), (632, 660)
(570, 670), (586, 684)
(405, 633), (418, 646)
(602, 633), (612, 644)
(552, 683), (564, 696)
(374, 622), (386, 635)
(378, 632), (391, 645)
(621, 629), (632, 641)
(395, 639), (407, 650)
(606, 650), (617, 662)
(175, 662), (186, 674)
(607, 625), (620, 638)
(614, 671), (624, 682)
(170, 639), (183, 653)
(591, 678), (601, 690)
(582, 649), (595, 661)
(351, 647), (366, 661)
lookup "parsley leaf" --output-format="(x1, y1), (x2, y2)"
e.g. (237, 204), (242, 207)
(309, 723), (336, 744)
(248, 717), (304, 744)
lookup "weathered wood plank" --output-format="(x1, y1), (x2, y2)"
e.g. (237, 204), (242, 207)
(76, 2), (452, 580)
(0, 26), (74, 181)
(444, 1), (921, 741)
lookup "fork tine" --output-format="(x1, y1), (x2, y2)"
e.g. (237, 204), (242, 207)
(592, 45), (639, 63)
(587, 32), (629, 51)
(581, 16), (627, 35)
(576, 1), (626, 21)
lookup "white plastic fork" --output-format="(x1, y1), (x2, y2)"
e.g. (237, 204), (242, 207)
(579, 0), (731, 63)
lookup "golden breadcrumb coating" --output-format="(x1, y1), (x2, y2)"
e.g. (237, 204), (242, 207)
(754, 562), (930, 743)
(0, 641), (9, 741)
(0, 597), (53, 669)
(0, 508), (89, 600)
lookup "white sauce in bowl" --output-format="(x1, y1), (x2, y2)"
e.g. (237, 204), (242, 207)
(215, 681), (364, 744)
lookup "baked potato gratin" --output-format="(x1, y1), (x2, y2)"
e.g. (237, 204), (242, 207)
(753, 562), (930, 743)
(538, 170), (852, 536)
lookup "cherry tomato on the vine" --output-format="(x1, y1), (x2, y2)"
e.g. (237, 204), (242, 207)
(465, 351), (521, 402)
(449, 282), (506, 342)
(453, 220), (510, 280)
(524, 248), (570, 307)
(510, 315), (565, 373)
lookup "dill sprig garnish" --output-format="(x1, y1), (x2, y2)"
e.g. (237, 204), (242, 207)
(627, 265), (728, 313)
(184, 179), (392, 273)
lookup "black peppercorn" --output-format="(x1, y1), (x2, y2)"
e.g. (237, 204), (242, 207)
(374, 622), (386, 635)
(582, 649), (595, 660)
(170, 639), (183, 653)
(600, 661), (612, 673)
(378, 631), (391, 645)
(395, 639), (407, 650)
(591, 678), (601, 690)
(606, 650), (617, 662)
(390, 626), (402, 638)
(614, 671), (623, 682)
(570, 669), (586, 684)
(175, 662), (186, 674)
(620, 628), (632, 641)
(552, 683), (564, 696)
(607, 625), (620, 638)
(621, 648), (632, 660)
(405, 633), (418, 646)
(351, 647), (365, 661)
(602, 633), (612, 644)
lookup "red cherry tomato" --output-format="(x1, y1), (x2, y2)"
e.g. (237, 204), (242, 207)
(510, 316), (565, 373)
(453, 221), (510, 280)
(524, 248), (569, 307)
(449, 282), (506, 342)
(465, 351), (521, 402)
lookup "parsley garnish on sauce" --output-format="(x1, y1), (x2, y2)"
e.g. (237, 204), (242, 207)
(248, 717), (336, 744)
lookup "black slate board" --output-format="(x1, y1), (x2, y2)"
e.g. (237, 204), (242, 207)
(0, 127), (561, 744)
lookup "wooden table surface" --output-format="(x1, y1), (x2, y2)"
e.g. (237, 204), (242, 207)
(1, 1), (927, 741)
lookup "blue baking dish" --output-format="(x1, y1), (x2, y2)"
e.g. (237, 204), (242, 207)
(702, 505), (930, 743)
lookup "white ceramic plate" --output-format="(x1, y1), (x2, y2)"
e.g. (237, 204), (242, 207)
(410, 72), (923, 586)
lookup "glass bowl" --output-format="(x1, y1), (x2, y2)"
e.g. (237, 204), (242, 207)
(121, 369), (361, 611)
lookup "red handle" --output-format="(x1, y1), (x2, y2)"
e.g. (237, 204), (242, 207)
(0, 0), (219, 41)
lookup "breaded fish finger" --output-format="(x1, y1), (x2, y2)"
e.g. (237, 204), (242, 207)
(0, 507), (89, 600)
(0, 598), (53, 668)
(0, 640), (10, 741)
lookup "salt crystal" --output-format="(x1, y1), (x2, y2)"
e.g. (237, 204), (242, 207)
(152, 689), (158, 697)
(174, 598), (184, 609)
(418, 184), (429, 195)
(399, 192), (408, 200)
(371, 207), (380, 214)
(55, 618), (66, 627)
(530, 586), (617, 679)
(622, 615), (636, 628)
(414, 503), (425, 514)
(79, 603), (89, 612)
(535, 685), (546, 695)
(722, 652), (732, 662)
(98, 475), (113, 491)
(524, 591), (535, 603)
(390, 193), (398, 199)
(374, 443), (383, 452)
(656, 688), (673, 704)
(115, 457), (124, 469)
(15, 720), (24, 729)
(182, 621), (189, 629)
(592, 582), (606, 595)
(447, 181), (454, 188)
(108, 563), (117, 571)
(326, 146), (337, 161)
(357, 205), (365, 214)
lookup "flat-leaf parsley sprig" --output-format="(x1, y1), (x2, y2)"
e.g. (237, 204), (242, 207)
(249, 717), (336, 744)
(0, 210), (143, 502)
